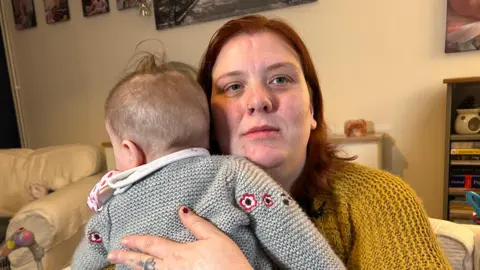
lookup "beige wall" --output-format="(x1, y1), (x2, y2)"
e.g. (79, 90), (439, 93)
(3, 0), (480, 218)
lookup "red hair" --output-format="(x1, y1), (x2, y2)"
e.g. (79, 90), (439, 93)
(197, 14), (352, 207)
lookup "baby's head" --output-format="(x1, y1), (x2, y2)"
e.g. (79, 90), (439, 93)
(104, 54), (210, 171)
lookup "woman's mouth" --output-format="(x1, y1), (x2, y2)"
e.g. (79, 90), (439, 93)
(243, 125), (280, 139)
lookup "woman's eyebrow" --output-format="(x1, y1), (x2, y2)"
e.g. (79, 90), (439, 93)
(215, 62), (298, 81)
(265, 62), (299, 72)
(215, 70), (243, 82)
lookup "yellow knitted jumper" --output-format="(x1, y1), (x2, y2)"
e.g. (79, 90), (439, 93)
(311, 162), (452, 269)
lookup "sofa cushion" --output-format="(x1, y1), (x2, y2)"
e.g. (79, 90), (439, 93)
(0, 149), (34, 217)
(429, 218), (474, 270)
(25, 144), (103, 189)
(0, 144), (103, 217)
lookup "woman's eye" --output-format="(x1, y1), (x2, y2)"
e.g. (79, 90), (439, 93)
(271, 76), (291, 85)
(225, 83), (243, 92)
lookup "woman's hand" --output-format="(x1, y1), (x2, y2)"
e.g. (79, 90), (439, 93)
(107, 207), (253, 270)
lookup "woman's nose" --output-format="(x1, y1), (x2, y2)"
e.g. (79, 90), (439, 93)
(245, 84), (274, 115)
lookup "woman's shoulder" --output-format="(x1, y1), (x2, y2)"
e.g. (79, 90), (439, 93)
(329, 162), (418, 201)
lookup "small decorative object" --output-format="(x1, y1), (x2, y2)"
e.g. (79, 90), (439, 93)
(82, 0), (110, 17)
(466, 191), (480, 224)
(445, 0), (480, 53)
(11, 0), (37, 30)
(43, 0), (70, 24)
(344, 119), (367, 137)
(454, 95), (480, 134)
(29, 183), (54, 199)
(116, 0), (137, 10)
(153, 0), (317, 31)
(0, 228), (44, 270)
(138, 0), (152, 16)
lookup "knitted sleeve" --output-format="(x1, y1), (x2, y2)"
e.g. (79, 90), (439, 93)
(71, 212), (111, 270)
(318, 164), (452, 269)
(230, 157), (346, 270)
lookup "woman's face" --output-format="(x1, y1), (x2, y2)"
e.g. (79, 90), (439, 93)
(211, 31), (316, 176)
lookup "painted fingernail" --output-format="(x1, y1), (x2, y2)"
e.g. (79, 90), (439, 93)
(182, 207), (189, 214)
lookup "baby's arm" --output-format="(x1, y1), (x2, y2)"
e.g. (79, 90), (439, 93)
(231, 157), (345, 269)
(71, 212), (111, 270)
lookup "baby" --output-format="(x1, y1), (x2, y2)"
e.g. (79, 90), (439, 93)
(71, 54), (345, 270)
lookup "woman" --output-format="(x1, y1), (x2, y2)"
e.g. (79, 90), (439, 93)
(107, 15), (451, 269)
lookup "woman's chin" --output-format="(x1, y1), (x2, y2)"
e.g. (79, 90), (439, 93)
(242, 146), (287, 169)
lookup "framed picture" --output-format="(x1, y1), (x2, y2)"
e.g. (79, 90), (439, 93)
(11, 0), (37, 30)
(43, 0), (70, 24)
(445, 0), (480, 53)
(117, 0), (138, 10)
(153, 0), (317, 31)
(82, 0), (110, 17)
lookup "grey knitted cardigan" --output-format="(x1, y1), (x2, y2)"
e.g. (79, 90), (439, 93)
(72, 154), (345, 270)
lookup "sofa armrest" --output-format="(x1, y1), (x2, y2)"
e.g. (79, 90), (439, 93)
(6, 172), (104, 269)
(459, 225), (480, 270)
(429, 218), (475, 269)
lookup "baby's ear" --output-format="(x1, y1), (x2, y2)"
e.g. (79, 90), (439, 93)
(121, 140), (146, 167)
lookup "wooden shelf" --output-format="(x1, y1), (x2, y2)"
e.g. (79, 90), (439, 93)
(450, 160), (480, 166)
(450, 134), (480, 141)
(328, 133), (384, 144)
(449, 188), (480, 195)
(444, 77), (480, 84)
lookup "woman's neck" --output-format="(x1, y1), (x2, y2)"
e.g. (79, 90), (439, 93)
(265, 152), (307, 193)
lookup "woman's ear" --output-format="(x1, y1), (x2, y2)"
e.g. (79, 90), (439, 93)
(121, 140), (146, 167)
(310, 104), (317, 130)
(311, 118), (317, 130)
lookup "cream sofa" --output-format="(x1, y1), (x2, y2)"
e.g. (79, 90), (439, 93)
(430, 218), (480, 270)
(0, 144), (105, 270)
(2, 144), (479, 270)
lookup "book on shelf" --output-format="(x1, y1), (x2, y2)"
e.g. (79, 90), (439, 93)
(449, 174), (480, 188)
(451, 148), (480, 155)
(451, 141), (480, 149)
(451, 155), (480, 161)
(451, 160), (480, 165)
(451, 166), (480, 174)
(449, 199), (470, 207)
(450, 146), (480, 165)
(449, 195), (475, 220)
(448, 187), (480, 195)
(449, 208), (474, 219)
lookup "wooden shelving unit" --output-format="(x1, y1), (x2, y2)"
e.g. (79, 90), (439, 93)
(443, 76), (480, 223)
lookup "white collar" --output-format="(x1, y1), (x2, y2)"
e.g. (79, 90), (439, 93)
(107, 148), (210, 195)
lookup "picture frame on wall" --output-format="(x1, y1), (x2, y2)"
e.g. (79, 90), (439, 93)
(117, 0), (137, 10)
(153, 0), (317, 31)
(11, 0), (37, 30)
(445, 0), (480, 53)
(82, 0), (110, 17)
(43, 0), (70, 24)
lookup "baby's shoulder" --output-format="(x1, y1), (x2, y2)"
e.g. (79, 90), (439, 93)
(207, 155), (261, 170)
